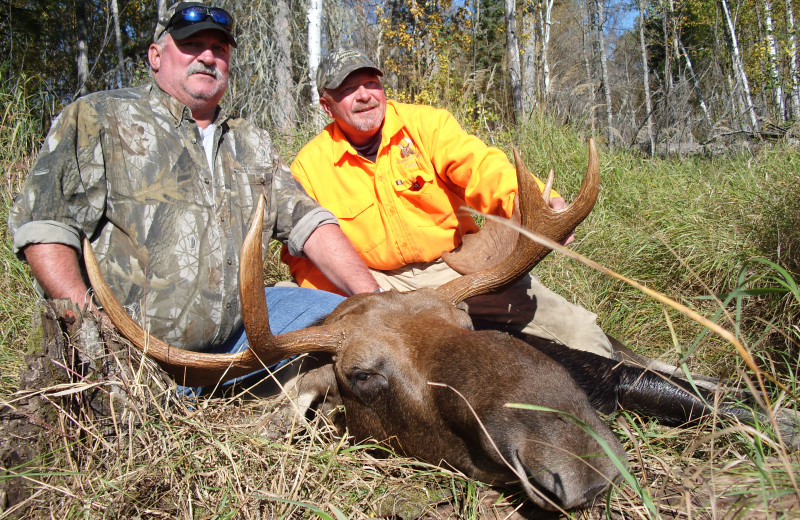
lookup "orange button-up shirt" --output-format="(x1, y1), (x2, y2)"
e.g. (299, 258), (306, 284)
(282, 100), (551, 294)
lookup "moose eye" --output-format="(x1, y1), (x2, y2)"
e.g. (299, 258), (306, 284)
(354, 372), (372, 383)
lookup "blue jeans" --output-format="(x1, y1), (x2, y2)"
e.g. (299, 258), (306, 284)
(179, 286), (345, 396)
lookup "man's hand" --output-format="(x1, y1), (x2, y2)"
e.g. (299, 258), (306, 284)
(303, 224), (382, 295)
(548, 196), (576, 246)
(22, 242), (114, 327)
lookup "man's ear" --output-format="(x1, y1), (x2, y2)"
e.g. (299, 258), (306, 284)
(148, 43), (162, 72)
(319, 96), (334, 119)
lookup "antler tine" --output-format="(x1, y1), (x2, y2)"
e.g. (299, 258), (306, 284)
(84, 238), (264, 386)
(238, 194), (345, 360)
(84, 194), (344, 388)
(436, 139), (600, 305)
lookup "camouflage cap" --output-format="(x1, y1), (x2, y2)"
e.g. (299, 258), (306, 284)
(317, 47), (383, 97)
(154, 1), (237, 47)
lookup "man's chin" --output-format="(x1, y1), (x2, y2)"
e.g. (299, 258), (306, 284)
(186, 80), (226, 101)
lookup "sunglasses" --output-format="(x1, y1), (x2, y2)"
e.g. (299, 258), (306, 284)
(167, 6), (234, 33)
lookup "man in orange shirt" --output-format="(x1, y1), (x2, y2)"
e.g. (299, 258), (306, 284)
(282, 47), (614, 358)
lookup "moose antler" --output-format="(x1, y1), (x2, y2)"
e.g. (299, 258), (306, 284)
(84, 141), (598, 387)
(436, 139), (600, 304)
(83, 195), (344, 387)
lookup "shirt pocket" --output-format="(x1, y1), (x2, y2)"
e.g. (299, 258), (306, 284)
(392, 168), (456, 228)
(326, 196), (386, 253)
(231, 166), (273, 225)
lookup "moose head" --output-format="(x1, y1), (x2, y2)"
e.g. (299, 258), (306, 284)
(84, 140), (626, 511)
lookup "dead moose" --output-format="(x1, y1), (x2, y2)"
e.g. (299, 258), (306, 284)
(83, 140), (790, 512)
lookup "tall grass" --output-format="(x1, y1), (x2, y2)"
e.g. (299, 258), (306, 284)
(0, 65), (45, 393)
(1, 81), (798, 517)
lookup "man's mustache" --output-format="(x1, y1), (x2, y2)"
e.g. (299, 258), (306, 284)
(187, 63), (219, 78)
(353, 100), (379, 113)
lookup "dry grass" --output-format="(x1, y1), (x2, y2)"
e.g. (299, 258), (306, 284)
(2, 303), (798, 519)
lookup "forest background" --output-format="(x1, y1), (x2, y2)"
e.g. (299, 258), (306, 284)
(4, 0), (800, 155)
(1, 0), (800, 517)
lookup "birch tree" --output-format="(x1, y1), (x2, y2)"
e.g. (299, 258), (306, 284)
(76, 0), (89, 97)
(111, 0), (124, 88)
(637, 0), (655, 155)
(307, 0), (323, 108)
(504, 0), (524, 118)
(595, 0), (614, 145)
(785, 0), (800, 119)
(539, 0), (555, 98)
(522, 5), (537, 109)
(761, 0), (785, 122)
(583, 0), (597, 135)
(720, 0), (759, 132)
(273, 0), (298, 131)
(680, 41), (713, 129)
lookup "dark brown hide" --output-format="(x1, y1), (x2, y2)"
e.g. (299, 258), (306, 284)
(323, 289), (624, 511)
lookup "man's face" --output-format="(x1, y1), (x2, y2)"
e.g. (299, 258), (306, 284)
(149, 29), (231, 114)
(321, 70), (386, 145)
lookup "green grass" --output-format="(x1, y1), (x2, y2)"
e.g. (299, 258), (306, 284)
(1, 80), (799, 517)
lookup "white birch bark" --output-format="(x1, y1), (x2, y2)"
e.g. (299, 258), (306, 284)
(541, 0), (554, 97)
(504, 0), (523, 118)
(720, 0), (759, 132)
(761, 0), (785, 121)
(785, 0), (800, 118)
(679, 41), (713, 129)
(637, 0), (655, 155)
(307, 0), (323, 127)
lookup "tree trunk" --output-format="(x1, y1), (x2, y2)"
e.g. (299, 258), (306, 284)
(595, 0), (614, 146)
(761, 0), (785, 122)
(785, 0), (800, 119)
(504, 0), (523, 120)
(583, 0), (597, 136)
(111, 0), (124, 89)
(680, 40), (713, 130)
(522, 5), (537, 110)
(273, 0), (298, 132)
(720, 0), (760, 132)
(662, 0), (672, 134)
(76, 0), (89, 98)
(541, 0), (554, 99)
(307, 0), (324, 129)
(637, 0), (655, 155)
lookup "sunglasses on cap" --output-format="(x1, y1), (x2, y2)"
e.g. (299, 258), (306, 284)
(167, 5), (233, 33)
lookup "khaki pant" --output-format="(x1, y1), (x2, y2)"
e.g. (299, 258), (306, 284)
(369, 259), (614, 358)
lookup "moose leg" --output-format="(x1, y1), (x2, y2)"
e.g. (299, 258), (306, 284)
(607, 336), (729, 393)
(512, 335), (770, 429)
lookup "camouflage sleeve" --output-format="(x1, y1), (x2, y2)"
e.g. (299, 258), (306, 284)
(265, 144), (339, 257)
(8, 99), (107, 259)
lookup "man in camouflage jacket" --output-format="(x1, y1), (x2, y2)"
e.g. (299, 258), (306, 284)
(9, 2), (380, 356)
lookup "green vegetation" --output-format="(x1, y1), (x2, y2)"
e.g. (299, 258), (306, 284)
(1, 71), (798, 517)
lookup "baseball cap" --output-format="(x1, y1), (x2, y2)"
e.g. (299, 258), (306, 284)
(317, 47), (383, 97)
(154, 2), (237, 47)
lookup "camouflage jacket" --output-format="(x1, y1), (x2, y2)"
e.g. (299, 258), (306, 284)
(9, 83), (336, 352)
